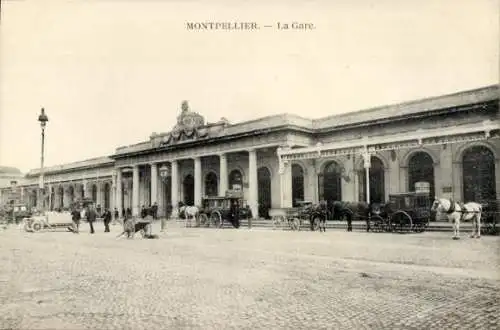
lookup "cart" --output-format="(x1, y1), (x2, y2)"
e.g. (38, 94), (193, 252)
(270, 201), (326, 231)
(384, 192), (431, 233)
(197, 190), (252, 229)
(269, 207), (302, 230)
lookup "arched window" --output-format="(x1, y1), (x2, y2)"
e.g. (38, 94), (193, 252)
(205, 172), (218, 196)
(258, 167), (272, 219)
(319, 161), (342, 202)
(408, 152), (435, 197)
(359, 156), (385, 203)
(292, 164), (305, 206)
(462, 146), (496, 204)
(229, 169), (243, 191)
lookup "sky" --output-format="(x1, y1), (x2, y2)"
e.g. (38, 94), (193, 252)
(0, 0), (498, 173)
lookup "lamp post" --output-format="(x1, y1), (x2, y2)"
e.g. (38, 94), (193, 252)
(159, 164), (170, 232)
(38, 108), (49, 214)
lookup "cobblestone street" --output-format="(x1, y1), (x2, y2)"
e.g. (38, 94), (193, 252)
(1, 221), (499, 330)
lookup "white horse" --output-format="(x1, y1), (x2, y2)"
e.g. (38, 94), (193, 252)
(431, 198), (483, 239)
(179, 205), (199, 228)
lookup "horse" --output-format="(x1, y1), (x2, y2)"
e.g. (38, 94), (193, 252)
(431, 198), (483, 239)
(178, 204), (200, 228)
(310, 201), (328, 232)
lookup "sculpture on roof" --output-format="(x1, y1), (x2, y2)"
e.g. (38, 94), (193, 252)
(159, 101), (209, 146)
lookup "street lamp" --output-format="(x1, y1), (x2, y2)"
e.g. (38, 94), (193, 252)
(159, 164), (171, 232)
(38, 108), (49, 213)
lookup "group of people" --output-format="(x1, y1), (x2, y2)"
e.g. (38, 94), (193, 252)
(70, 203), (113, 234)
(69, 202), (171, 234)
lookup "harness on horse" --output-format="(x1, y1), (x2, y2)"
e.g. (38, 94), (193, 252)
(446, 200), (456, 214)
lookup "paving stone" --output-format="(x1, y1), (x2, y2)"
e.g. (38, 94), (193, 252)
(0, 222), (498, 329)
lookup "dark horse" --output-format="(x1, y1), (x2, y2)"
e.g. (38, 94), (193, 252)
(331, 200), (387, 232)
(306, 201), (328, 232)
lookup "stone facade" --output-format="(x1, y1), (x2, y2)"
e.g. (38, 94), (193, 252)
(1, 86), (499, 220)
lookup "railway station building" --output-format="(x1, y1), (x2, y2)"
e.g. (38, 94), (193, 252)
(1, 85), (499, 219)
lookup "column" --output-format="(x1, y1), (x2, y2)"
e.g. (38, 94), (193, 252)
(132, 165), (140, 216)
(307, 159), (318, 203)
(194, 157), (202, 206)
(158, 170), (165, 216)
(116, 169), (123, 217)
(363, 152), (371, 203)
(437, 144), (454, 199)
(96, 182), (103, 207)
(219, 153), (228, 196)
(279, 161), (293, 208)
(248, 149), (258, 219)
(171, 160), (179, 217)
(150, 163), (158, 205)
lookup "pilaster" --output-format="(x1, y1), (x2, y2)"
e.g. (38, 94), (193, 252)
(132, 165), (140, 216)
(150, 163), (158, 205)
(248, 149), (258, 218)
(193, 157), (202, 206)
(171, 160), (179, 217)
(116, 169), (122, 216)
(279, 161), (293, 208)
(219, 153), (228, 196)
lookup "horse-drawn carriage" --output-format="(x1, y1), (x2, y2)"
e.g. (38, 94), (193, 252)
(370, 192), (431, 233)
(184, 190), (252, 229)
(270, 201), (328, 231)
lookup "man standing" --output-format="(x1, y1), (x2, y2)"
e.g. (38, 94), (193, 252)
(86, 204), (97, 234)
(103, 208), (111, 232)
(70, 207), (81, 233)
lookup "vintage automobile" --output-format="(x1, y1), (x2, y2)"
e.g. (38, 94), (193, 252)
(23, 198), (96, 233)
(197, 191), (252, 228)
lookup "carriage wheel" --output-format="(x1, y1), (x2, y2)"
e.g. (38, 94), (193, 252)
(390, 211), (413, 233)
(31, 221), (42, 233)
(198, 214), (209, 227)
(311, 217), (321, 231)
(211, 212), (222, 228)
(370, 215), (384, 232)
(23, 222), (33, 233)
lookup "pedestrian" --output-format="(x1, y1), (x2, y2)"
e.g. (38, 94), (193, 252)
(347, 214), (353, 232)
(86, 204), (97, 234)
(70, 207), (81, 233)
(103, 208), (112, 232)
(141, 205), (147, 219)
(114, 207), (119, 223)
